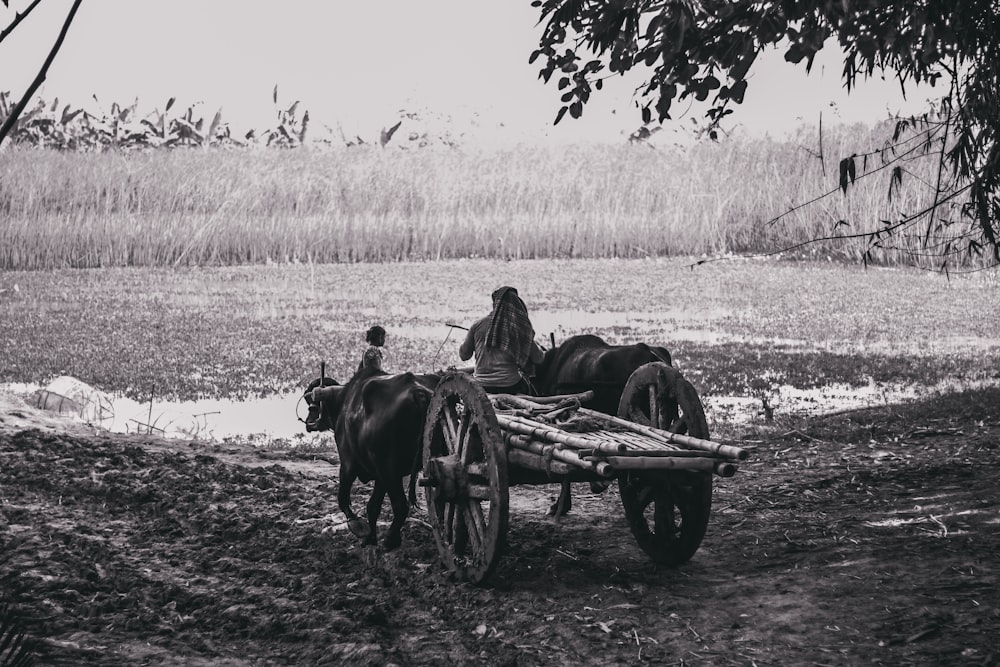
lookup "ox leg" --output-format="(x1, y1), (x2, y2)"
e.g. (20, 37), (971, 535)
(339, 468), (371, 540)
(382, 481), (409, 552)
(548, 480), (573, 518)
(364, 482), (387, 546)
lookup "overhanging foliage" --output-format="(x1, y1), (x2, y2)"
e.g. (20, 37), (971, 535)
(531, 0), (1000, 268)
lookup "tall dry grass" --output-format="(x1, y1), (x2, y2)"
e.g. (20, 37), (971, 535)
(0, 122), (963, 269)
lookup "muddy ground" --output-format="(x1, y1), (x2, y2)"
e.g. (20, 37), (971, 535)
(1, 388), (998, 666)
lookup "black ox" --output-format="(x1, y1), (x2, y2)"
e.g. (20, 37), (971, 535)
(304, 367), (439, 550)
(532, 334), (673, 516)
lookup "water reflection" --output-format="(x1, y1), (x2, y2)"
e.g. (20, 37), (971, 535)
(5, 381), (311, 441)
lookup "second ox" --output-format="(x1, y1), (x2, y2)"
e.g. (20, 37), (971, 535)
(532, 334), (674, 516)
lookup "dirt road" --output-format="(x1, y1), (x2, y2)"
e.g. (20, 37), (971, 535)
(2, 389), (998, 666)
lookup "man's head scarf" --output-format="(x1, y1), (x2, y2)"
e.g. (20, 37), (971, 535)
(484, 286), (535, 368)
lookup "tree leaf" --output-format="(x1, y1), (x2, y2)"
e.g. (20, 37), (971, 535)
(729, 79), (748, 104)
(888, 165), (903, 201)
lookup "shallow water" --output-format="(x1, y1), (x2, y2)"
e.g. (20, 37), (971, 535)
(5, 381), (311, 442)
(7, 374), (997, 445)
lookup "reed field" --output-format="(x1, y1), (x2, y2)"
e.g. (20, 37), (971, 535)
(0, 121), (967, 270)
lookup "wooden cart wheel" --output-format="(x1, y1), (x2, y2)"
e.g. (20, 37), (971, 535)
(617, 362), (713, 566)
(421, 372), (508, 584)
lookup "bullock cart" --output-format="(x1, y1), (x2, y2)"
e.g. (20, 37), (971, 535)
(418, 362), (748, 584)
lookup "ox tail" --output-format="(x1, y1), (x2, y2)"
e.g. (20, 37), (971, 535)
(407, 389), (431, 510)
(407, 448), (420, 509)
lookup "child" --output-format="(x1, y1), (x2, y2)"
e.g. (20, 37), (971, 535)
(359, 325), (386, 372)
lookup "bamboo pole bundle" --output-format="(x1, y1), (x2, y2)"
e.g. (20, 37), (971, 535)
(503, 433), (615, 477)
(506, 433), (738, 478)
(576, 408), (749, 461)
(494, 393), (746, 460)
(497, 414), (625, 453)
(493, 393), (745, 478)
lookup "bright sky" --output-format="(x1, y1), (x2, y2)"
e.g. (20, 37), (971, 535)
(2, 1), (941, 147)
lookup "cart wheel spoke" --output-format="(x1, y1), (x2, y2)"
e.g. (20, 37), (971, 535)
(445, 502), (466, 552)
(633, 483), (656, 512)
(466, 499), (488, 542)
(652, 486), (677, 540)
(455, 505), (470, 554)
(648, 385), (659, 428)
(457, 404), (472, 462)
(442, 401), (460, 453)
(462, 501), (486, 555)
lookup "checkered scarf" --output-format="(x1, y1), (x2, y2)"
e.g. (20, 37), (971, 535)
(485, 286), (535, 368)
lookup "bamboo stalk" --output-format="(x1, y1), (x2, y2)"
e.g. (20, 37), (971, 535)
(584, 448), (730, 459)
(507, 448), (574, 476)
(499, 391), (594, 405)
(577, 440), (633, 456)
(602, 455), (718, 473)
(714, 461), (738, 478)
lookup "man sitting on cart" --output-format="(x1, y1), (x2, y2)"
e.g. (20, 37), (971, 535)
(459, 286), (545, 395)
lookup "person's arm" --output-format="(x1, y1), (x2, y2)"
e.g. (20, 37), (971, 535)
(458, 324), (477, 361)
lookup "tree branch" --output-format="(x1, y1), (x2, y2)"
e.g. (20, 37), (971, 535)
(0, 0), (43, 48)
(759, 125), (945, 230)
(691, 180), (976, 268)
(922, 64), (962, 247)
(0, 0), (83, 148)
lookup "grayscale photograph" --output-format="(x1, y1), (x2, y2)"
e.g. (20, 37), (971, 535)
(1, 1), (998, 665)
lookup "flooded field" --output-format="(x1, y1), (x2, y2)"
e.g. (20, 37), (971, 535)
(2, 257), (997, 444)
